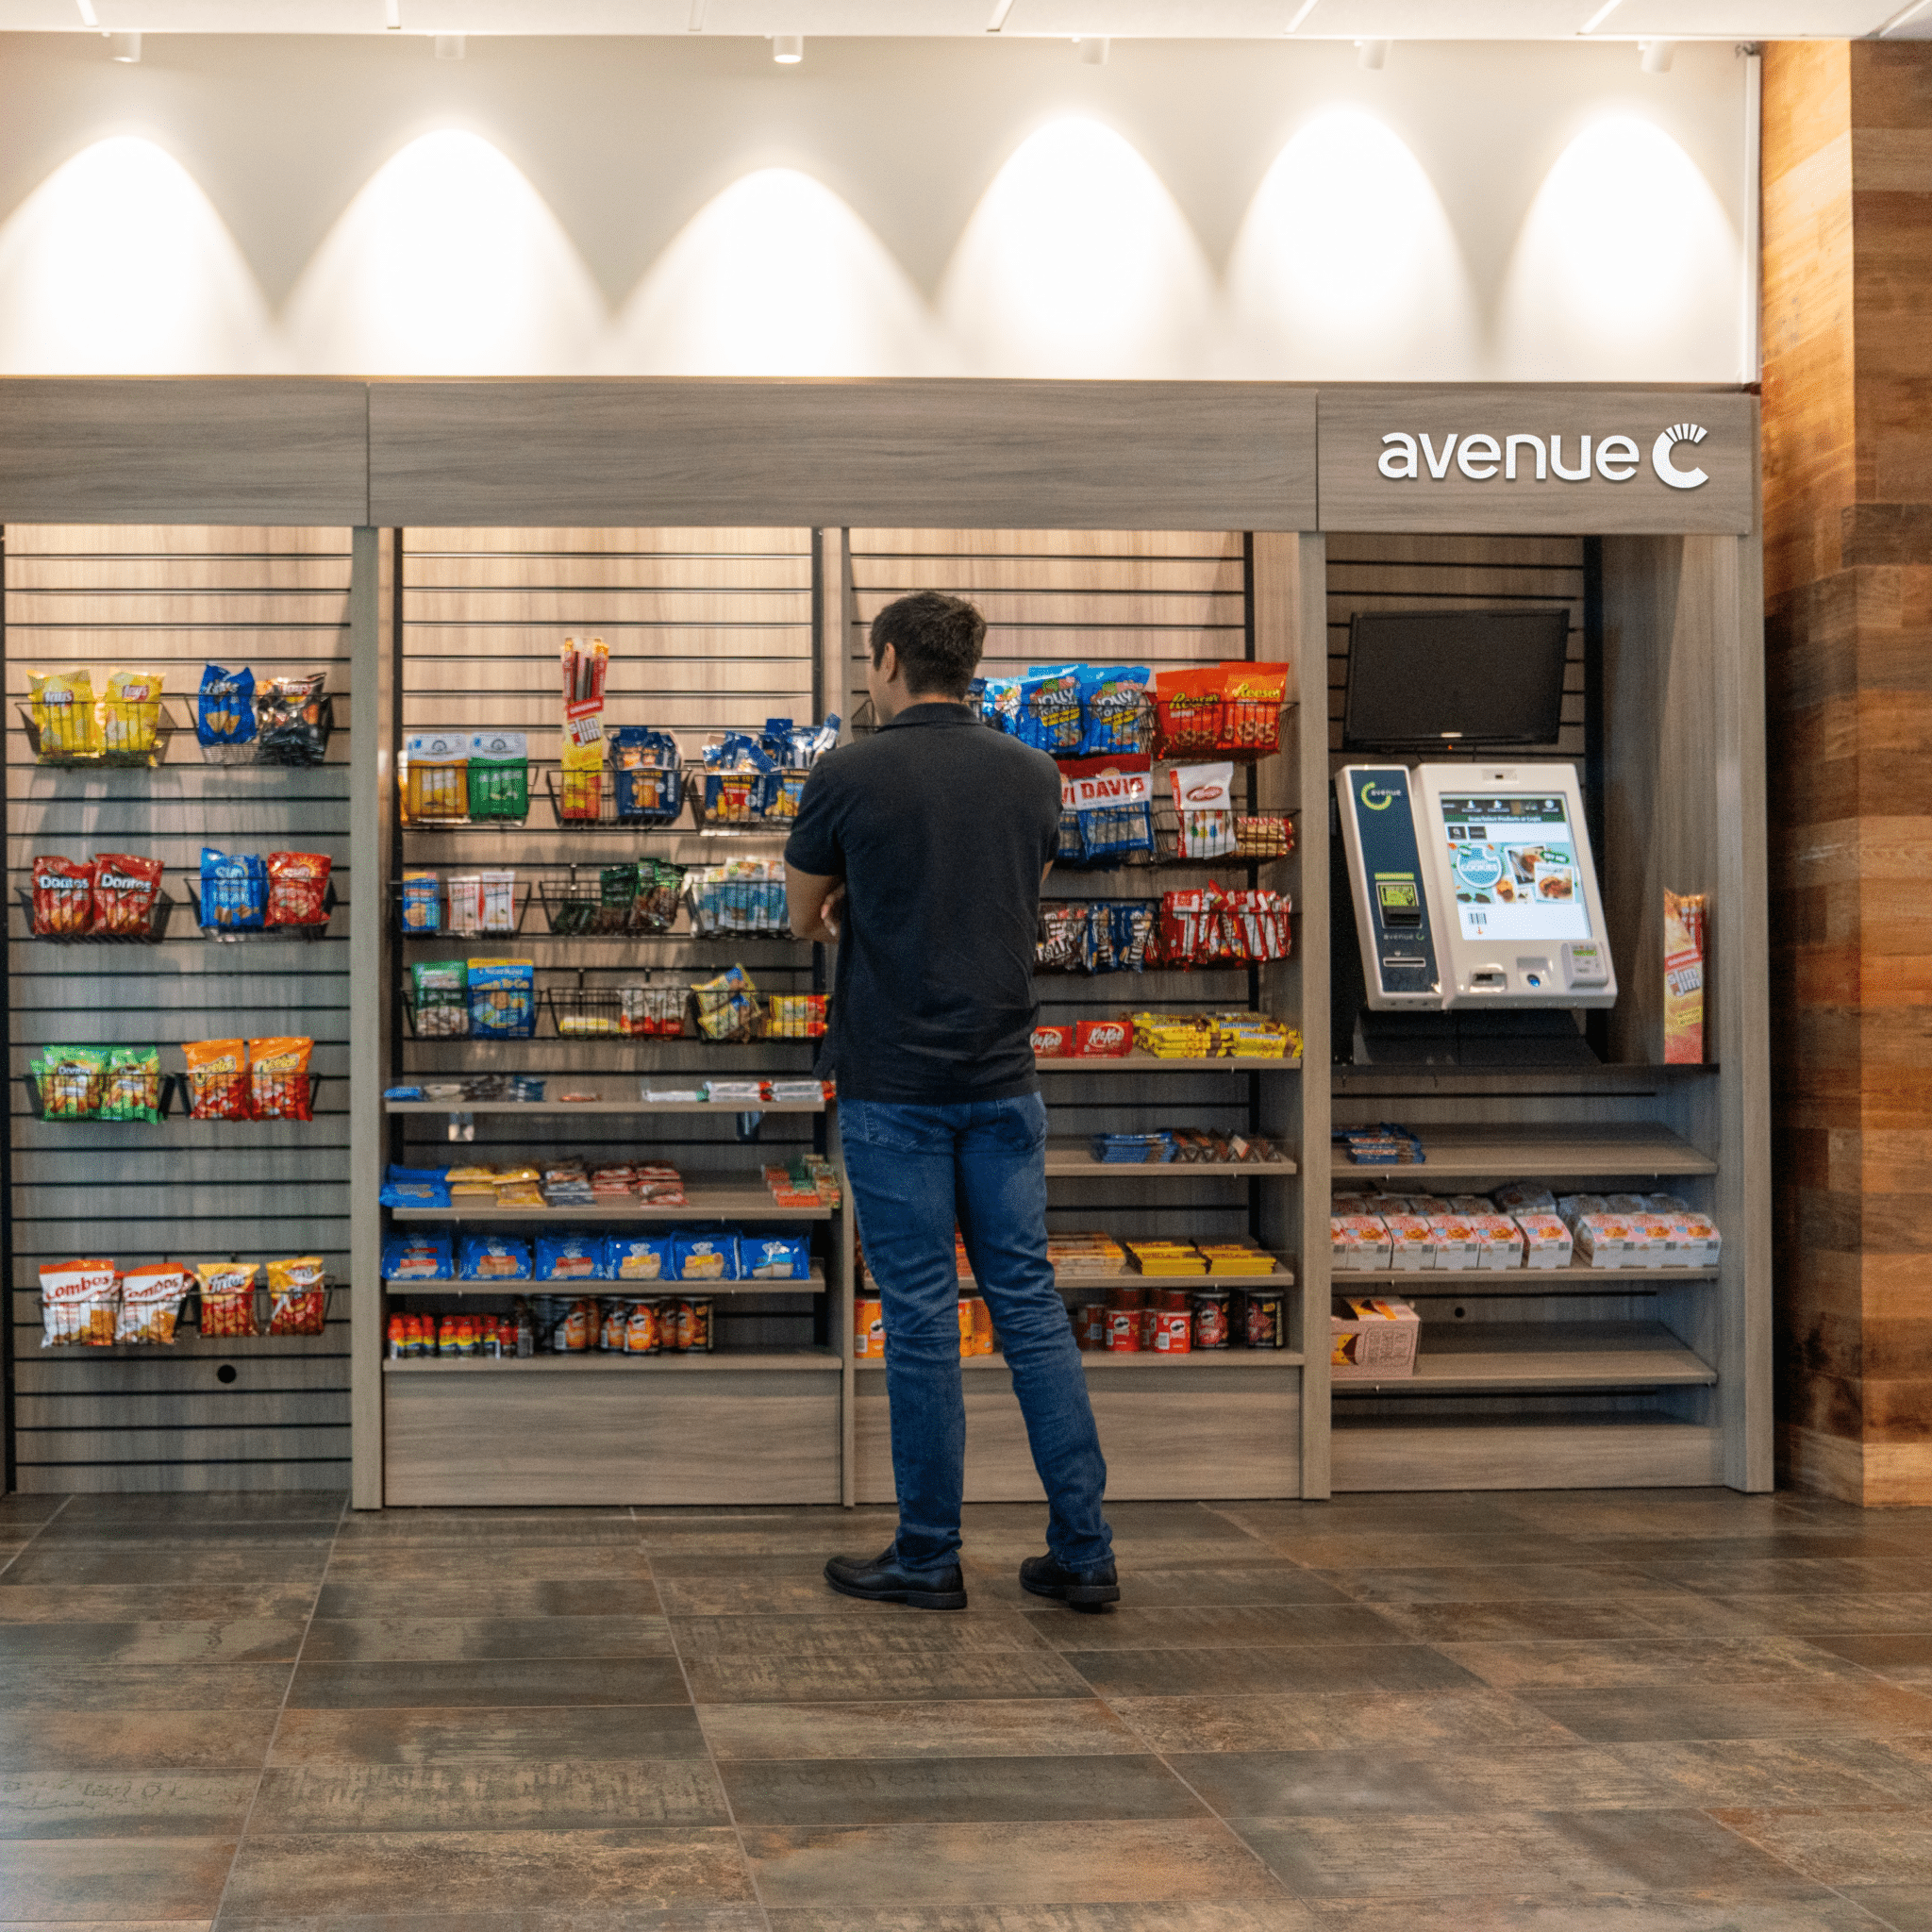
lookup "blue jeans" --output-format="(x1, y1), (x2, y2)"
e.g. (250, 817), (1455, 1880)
(840, 1092), (1113, 1574)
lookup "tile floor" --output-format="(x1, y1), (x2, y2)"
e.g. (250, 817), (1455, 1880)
(3, 1486), (1932, 1929)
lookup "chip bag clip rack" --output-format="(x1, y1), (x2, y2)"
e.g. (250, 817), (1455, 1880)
(25, 669), (175, 769)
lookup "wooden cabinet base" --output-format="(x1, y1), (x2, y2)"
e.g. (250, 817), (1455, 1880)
(384, 1365), (841, 1505)
(1331, 1419), (1723, 1492)
(855, 1365), (1303, 1503)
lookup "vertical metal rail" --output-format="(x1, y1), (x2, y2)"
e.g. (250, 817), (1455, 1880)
(0, 524), (13, 1495)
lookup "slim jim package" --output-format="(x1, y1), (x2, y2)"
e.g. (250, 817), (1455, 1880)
(1664, 891), (1707, 1064)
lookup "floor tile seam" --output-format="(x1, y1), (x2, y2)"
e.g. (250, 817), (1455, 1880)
(658, 1569), (774, 1932)
(1687, 1802), (1905, 1905)
(204, 1490), (345, 1932)
(0, 1496), (74, 1581)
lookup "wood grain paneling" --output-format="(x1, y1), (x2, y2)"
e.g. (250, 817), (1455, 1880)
(367, 381), (1318, 531)
(0, 381), (367, 526)
(1763, 38), (1932, 1506)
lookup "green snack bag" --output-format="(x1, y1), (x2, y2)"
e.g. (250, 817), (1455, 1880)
(467, 731), (528, 823)
(100, 1045), (162, 1123)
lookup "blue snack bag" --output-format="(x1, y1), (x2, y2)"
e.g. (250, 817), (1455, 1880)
(199, 847), (268, 930)
(1016, 667), (1084, 756)
(1077, 666), (1151, 757)
(606, 1233), (675, 1283)
(671, 1230), (739, 1282)
(381, 1232), (452, 1279)
(739, 1231), (812, 1281)
(197, 663), (256, 759)
(458, 1234), (533, 1281)
(380, 1164), (451, 1208)
(536, 1232), (605, 1281)
(467, 958), (536, 1039)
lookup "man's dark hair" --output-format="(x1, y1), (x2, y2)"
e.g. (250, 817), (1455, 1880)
(870, 591), (986, 699)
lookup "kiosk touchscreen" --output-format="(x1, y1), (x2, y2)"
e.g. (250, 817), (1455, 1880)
(1339, 762), (1616, 1010)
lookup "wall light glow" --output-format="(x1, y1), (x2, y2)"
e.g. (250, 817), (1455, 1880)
(282, 128), (603, 375)
(940, 118), (1215, 379)
(608, 167), (951, 377)
(1226, 108), (1477, 379)
(1496, 115), (1737, 380)
(0, 136), (274, 374)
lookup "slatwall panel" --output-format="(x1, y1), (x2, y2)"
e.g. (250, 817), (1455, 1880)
(396, 529), (824, 1355)
(1324, 535), (1588, 762)
(5, 525), (353, 1492)
(846, 530), (1283, 1253)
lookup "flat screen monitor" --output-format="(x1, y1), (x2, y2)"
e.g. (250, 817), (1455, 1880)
(1342, 608), (1571, 751)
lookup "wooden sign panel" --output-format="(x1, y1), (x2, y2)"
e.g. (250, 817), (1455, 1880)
(368, 378), (1319, 531)
(1318, 387), (1755, 535)
(0, 379), (369, 525)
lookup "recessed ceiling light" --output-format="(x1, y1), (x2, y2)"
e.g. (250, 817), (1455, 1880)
(773, 33), (803, 62)
(109, 28), (140, 60)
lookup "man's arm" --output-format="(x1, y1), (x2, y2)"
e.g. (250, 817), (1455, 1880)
(787, 868), (846, 943)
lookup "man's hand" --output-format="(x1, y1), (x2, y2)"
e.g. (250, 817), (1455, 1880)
(786, 868), (846, 944)
(819, 883), (847, 941)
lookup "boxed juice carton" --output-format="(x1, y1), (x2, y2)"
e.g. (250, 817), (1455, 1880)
(1381, 1214), (1437, 1271)
(1331, 1216), (1392, 1273)
(1515, 1212), (1574, 1270)
(1331, 1295), (1420, 1380)
(1574, 1213), (1635, 1269)
(1469, 1214), (1526, 1271)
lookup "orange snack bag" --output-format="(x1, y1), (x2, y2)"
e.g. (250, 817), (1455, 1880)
(182, 1039), (249, 1120)
(248, 1038), (314, 1121)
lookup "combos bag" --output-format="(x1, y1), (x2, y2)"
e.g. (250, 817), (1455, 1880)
(249, 1037), (315, 1121)
(30, 857), (94, 937)
(266, 852), (332, 928)
(182, 1039), (250, 1120)
(266, 1257), (327, 1336)
(200, 848), (269, 932)
(612, 727), (683, 825)
(197, 1261), (259, 1338)
(92, 854), (165, 938)
(40, 1259), (120, 1346)
(117, 1263), (190, 1345)
(197, 662), (257, 762)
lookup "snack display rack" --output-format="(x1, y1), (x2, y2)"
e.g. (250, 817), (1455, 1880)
(13, 886), (178, 945)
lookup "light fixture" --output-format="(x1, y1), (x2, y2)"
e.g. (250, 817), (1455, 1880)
(1285, 0), (1319, 28)
(74, 0), (99, 23)
(772, 33), (803, 62)
(1075, 35), (1108, 63)
(986, 0), (1017, 28)
(109, 27), (140, 58)
(1357, 38), (1389, 68)
(1579, 0), (1623, 29)
(434, 31), (463, 58)
(1640, 38), (1674, 71)
(687, 0), (707, 25)
(1878, 0), (1932, 29)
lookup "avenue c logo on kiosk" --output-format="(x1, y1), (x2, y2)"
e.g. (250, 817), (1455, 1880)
(1377, 422), (1710, 491)
(1357, 778), (1399, 811)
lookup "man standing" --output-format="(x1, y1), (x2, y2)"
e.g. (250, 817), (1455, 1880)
(785, 590), (1118, 1612)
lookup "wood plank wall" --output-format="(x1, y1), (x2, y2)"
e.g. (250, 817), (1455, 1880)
(394, 528), (826, 1357)
(5, 525), (353, 1493)
(1762, 40), (1932, 1507)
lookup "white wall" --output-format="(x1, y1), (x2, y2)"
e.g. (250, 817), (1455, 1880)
(0, 32), (1752, 381)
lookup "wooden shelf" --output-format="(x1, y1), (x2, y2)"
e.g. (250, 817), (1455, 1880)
(383, 1349), (841, 1374)
(1046, 1141), (1296, 1177)
(391, 1185), (833, 1224)
(1037, 1057), (1301, 1074)
(1337, 1260), (1719, 1294)
(856, 1348), (1304, 1373)
(384, 1266), (826, 1295)
(1332, 1124), (1715, 1180)
(1331, 1322), (1717, 1395)
(384, 1094), (826, 1115)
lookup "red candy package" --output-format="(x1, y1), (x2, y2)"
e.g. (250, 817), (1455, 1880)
(1075, 1018), (1133, 1058)
(267, 852), (331, 928)
(31, 856), (94, 937)
(92, 853), (164, 938)
(1031, 1024), (1074, 1058)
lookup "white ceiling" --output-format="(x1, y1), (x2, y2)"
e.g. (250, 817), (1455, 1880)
(1, 0), (1925, 34)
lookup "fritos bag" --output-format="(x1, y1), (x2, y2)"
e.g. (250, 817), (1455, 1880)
(92, 853), (165, 938)
(266, 1256), (327, 1335)
(31, 857), (94, 936)
(197, 1261), (258, 1337)
(248, 1037), (314, 1121)
(182, 1039), (250, 1120)
(40, 1259), (119, 1346)
(117, 1263), (190, 1345)
(266, 852), (332, 928)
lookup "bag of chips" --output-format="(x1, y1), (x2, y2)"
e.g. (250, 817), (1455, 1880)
(1015, 666), (1084, 757)
(31, 856), (95, 937)
(27, 670), (99, 760)
(33, 1045), (108, 1119)
(100, 1045), (163, 1123)
(182, 1039), (250, 1120)
(40, 1259), (119, 1345)
(266, 852), (332, 928)
(1076, 666), (1151, 757)
(198, 662), (257, 762)
(117, 1263), (190, 1345)
(197, 1261), (259, 1337)
(266, 1256), (328, 1335)
(256, 672), (330, 766)
(100, 670), (165, 762)
(92, 854), (165, 938)
(467, 959), (536, 1039)
(248, 1037), (314, 1121)
(200, 848), (268, 932)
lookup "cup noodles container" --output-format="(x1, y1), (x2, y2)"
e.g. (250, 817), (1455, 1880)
(1574, 1214), (1635, 1269)
(1515, 1212), (1574, 1270)
(1469, 1215), (1526, 1272)
(1625, 1213), (1682, 1269)
(1426, 1216), (1481, 1272)
(1074, 1017), (1132, 1058)
(1330, 1296), (1420, 1380)
(1380, 1214), (1436, 1272)
(1030, 1024), (1074, 1058)
(1331, 1215), (1392, 1273)
(1670, 1214), (1722, 1268)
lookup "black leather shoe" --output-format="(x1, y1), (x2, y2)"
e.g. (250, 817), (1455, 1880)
(824, 1546), (968, 1610)
(1020, 1551), (1121, 1611)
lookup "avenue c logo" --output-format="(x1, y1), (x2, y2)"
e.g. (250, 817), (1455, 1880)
(1377, 423), (1710, 490)
(1358, 779), (1398, 811)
